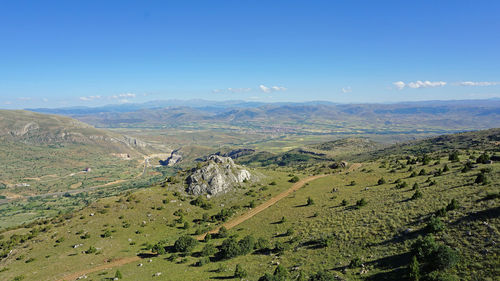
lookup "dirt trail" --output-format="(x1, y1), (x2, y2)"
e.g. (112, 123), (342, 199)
(56, 163), (361, 281)
(195, 173), (329, 240)
(57, 256), (141, 281)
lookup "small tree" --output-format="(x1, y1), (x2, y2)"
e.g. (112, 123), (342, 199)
(173, 235), (198, 253)
(234, 264), (248, 278)
(426, 216), (445, 233)
(411, 190), (423, 200)
(408, 256), (420, 281)
(378, 177), (386, 185)
(289, 176), (300, 183)
(475, 173), (489, 185)
(201, 243), (217, 257)
(476, 153), (490, 164)
(446, 199), (459, 211)
(217, 226), (228, 238)
(273, 264), (289, 281)
(115, 270), (123, 280)
(443, 164), (450, 172)
(307, 197), (314, 206)
(255, 237), (270, 251)
(356, 198), (367, 208)
(448, 151), (460, 162)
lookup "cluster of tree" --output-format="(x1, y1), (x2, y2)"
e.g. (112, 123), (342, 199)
(190, 196), (213, 210)
(0, 227), (48, 259)
(408, 235), (459, 281)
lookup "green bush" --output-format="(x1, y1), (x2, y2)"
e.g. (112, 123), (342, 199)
(412, 190), (423, 200)
(173, 235), (198, 253)
(426, 217), (445, 233)
(234, 264), (247, 278)
(289, 176), (300, 183)
(408, 255), (421, 281)
(356, 198), (367, 208)
(201, 244), (217, 257)
(378, 177), (386, 185)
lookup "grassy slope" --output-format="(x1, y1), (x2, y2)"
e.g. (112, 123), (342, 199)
(0, 131), (499, 280)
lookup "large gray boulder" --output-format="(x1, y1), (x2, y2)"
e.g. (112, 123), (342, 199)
(186, 155), (251, 196)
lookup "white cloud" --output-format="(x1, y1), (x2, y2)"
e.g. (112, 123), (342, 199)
(259, 85), (271, 93)
(42, 98), (49, 102)
(341, 86), (352, 93)
(111, 93), (136, 99)
(459, 81), (499, 86)
(393, 80), (446, 90)
(393, 81), (406, 90)
(228, 88), (251, 93)
(79, 95), (101, 101)
(259, 84), (287, 93)
(17, 97), (32, 101)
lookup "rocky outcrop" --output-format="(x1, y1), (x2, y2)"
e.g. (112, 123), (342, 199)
(161, 149), (182, 166)
(186, 155), (251, 196)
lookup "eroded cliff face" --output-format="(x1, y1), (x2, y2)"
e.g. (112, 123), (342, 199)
(186, 155), (251, 196)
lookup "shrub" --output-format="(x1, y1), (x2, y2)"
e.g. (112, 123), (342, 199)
(448, 151), (460, 162)
(238, 235), (255, 255)
(341, 199), (348, 206)
(234, 264), (247, 278)
(419, 169), (427, 176)
(412, 182), (419, 190)
(85, 246), (97, 254)
(101, 230), (111, 238)
(356, 198), (367, 208)
(217, 226), (228, 238)
(408, 255), (420, 281)
(173, 235), (198, 253)
(308, 270), (335, 281)
(201, 244), (216, 257)
(461, 161), (473, 173)
(349, 257), (363, 268)
(115, 270), (123, 279)
(269, 181), (277, 185)
(426, 217), (445, 233)
(476, 153), (490, 164)
(410, 171), (417, 177)
(273, 264), (288, 281)
(289, 176), (300, 183)
(446, 199), (459, 211)
(255, 237), (270, 251)
(475, 173), (489, 185)
(152, 243), (166, 255)
(411, 235), (438, 260)
(273, 241), (288, 254)
(307, 197), (314, 206)
(442, 164), (450, 172)
(190, 197), (213, 210)
(378, 177), (386, 185)
(196, 256), (210, 267)
(432, 244), (459, 270)
(412, 190), (423, 200)
(218, 237), (241, 259)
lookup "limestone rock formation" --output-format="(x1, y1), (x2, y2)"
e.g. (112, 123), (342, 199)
(186, 155), (251, 196)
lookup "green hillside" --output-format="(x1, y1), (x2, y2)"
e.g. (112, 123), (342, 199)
(0, 129), (498, 280)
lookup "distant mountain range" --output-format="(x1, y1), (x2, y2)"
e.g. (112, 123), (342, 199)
(26, 99), (500, 134)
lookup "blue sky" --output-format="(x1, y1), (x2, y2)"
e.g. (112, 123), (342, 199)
(1, 0), (500, 108)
